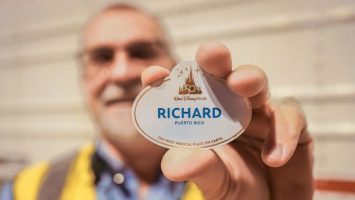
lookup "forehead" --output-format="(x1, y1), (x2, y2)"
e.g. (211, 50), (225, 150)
(83, 9), (164, 49)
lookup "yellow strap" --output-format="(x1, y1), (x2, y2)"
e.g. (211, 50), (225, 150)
(182, 182), (204, 200)
(14, 162), (49, 200)
(60, 144), (96, 200)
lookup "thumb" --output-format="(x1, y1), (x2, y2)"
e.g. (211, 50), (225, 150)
(161, 147), (240, 200)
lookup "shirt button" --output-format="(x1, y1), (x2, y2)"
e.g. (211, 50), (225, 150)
(113, 173), (125, 184)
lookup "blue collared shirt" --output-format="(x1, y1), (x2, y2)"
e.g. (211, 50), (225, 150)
(95, 141), (185, 200)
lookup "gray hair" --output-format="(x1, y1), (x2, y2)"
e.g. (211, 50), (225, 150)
(80, 1), (178, 63)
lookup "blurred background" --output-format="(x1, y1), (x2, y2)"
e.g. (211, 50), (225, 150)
(0, 0), (354, 199)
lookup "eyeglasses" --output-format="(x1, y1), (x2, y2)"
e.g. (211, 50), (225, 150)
(78, 40), (168, 68)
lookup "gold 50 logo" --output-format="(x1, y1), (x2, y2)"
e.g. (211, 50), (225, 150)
(178, 66), (202, 95)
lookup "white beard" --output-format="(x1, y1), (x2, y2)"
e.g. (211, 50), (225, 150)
(94, 82), (144, 145)
(98, 104), (141, 143)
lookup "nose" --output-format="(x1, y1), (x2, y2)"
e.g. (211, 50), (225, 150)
(108, 51), (141, 84)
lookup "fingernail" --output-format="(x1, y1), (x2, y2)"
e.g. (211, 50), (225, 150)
(270, 144), (283, 160)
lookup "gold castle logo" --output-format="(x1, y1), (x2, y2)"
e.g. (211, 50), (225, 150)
(179, 66), (202, 95)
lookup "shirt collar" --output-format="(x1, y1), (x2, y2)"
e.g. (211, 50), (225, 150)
(96, 140), (124, 172)
(92, 140), (186, 199)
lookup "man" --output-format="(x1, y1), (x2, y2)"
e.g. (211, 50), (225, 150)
(1, 3), (313, 200)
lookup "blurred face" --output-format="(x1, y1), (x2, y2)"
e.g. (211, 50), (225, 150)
(81, 9), (174, 144)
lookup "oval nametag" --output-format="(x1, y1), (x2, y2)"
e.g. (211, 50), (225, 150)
(132, 61), (251, 149)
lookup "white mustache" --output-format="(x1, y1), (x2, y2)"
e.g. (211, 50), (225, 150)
(100, 84), (124, 103)
(100, 83), (141, 104)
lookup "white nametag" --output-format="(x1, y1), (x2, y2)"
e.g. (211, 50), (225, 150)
(132, 61), (251, 149)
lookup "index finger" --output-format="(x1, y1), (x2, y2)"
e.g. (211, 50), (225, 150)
(195, 42), (269, 109)
(227, 65), (269, 109)
(195, 42), (232, 78)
